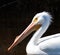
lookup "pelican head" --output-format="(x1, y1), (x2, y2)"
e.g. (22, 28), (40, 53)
(8, 11), (52, 51)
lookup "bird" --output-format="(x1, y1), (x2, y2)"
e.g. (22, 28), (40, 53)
(8, 11), (60, 55)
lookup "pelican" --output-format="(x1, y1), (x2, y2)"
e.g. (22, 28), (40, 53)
(8, 11), (60, 55)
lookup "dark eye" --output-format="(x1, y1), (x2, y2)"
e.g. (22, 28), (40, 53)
(35, 18), (38, 20)
(33, 18), (38, 22)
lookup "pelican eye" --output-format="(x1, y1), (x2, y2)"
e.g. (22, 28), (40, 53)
(33, 18), (38, 22)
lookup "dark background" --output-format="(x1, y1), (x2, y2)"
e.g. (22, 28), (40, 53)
(0, 0), (60, 55)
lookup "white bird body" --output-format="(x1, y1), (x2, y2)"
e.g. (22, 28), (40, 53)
(8, 12), (60, 55)
(26, 33), (60, 55)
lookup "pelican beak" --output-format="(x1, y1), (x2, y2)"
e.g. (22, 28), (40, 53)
(8, 22), (41, 51)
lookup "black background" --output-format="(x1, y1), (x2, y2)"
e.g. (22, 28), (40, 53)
(0, 0), (60, 55)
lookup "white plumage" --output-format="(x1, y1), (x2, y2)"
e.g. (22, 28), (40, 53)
(8, 11), (60, 55)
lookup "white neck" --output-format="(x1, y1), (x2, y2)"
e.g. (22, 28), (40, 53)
(28, 18), (51, 46)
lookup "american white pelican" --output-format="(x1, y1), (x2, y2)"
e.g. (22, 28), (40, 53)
(8, 11), (60, 55)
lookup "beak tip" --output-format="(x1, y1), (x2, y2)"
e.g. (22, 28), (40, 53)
(7, 42), (16, 51)
(8, 47), (11, 51)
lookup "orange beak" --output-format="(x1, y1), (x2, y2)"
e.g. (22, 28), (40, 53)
(8, 22), (40, 51)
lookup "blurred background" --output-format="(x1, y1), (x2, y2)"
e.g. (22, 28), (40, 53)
(0, 0), (60, 55)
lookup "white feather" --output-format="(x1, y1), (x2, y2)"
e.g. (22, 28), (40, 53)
(26, 12), (60, 55)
